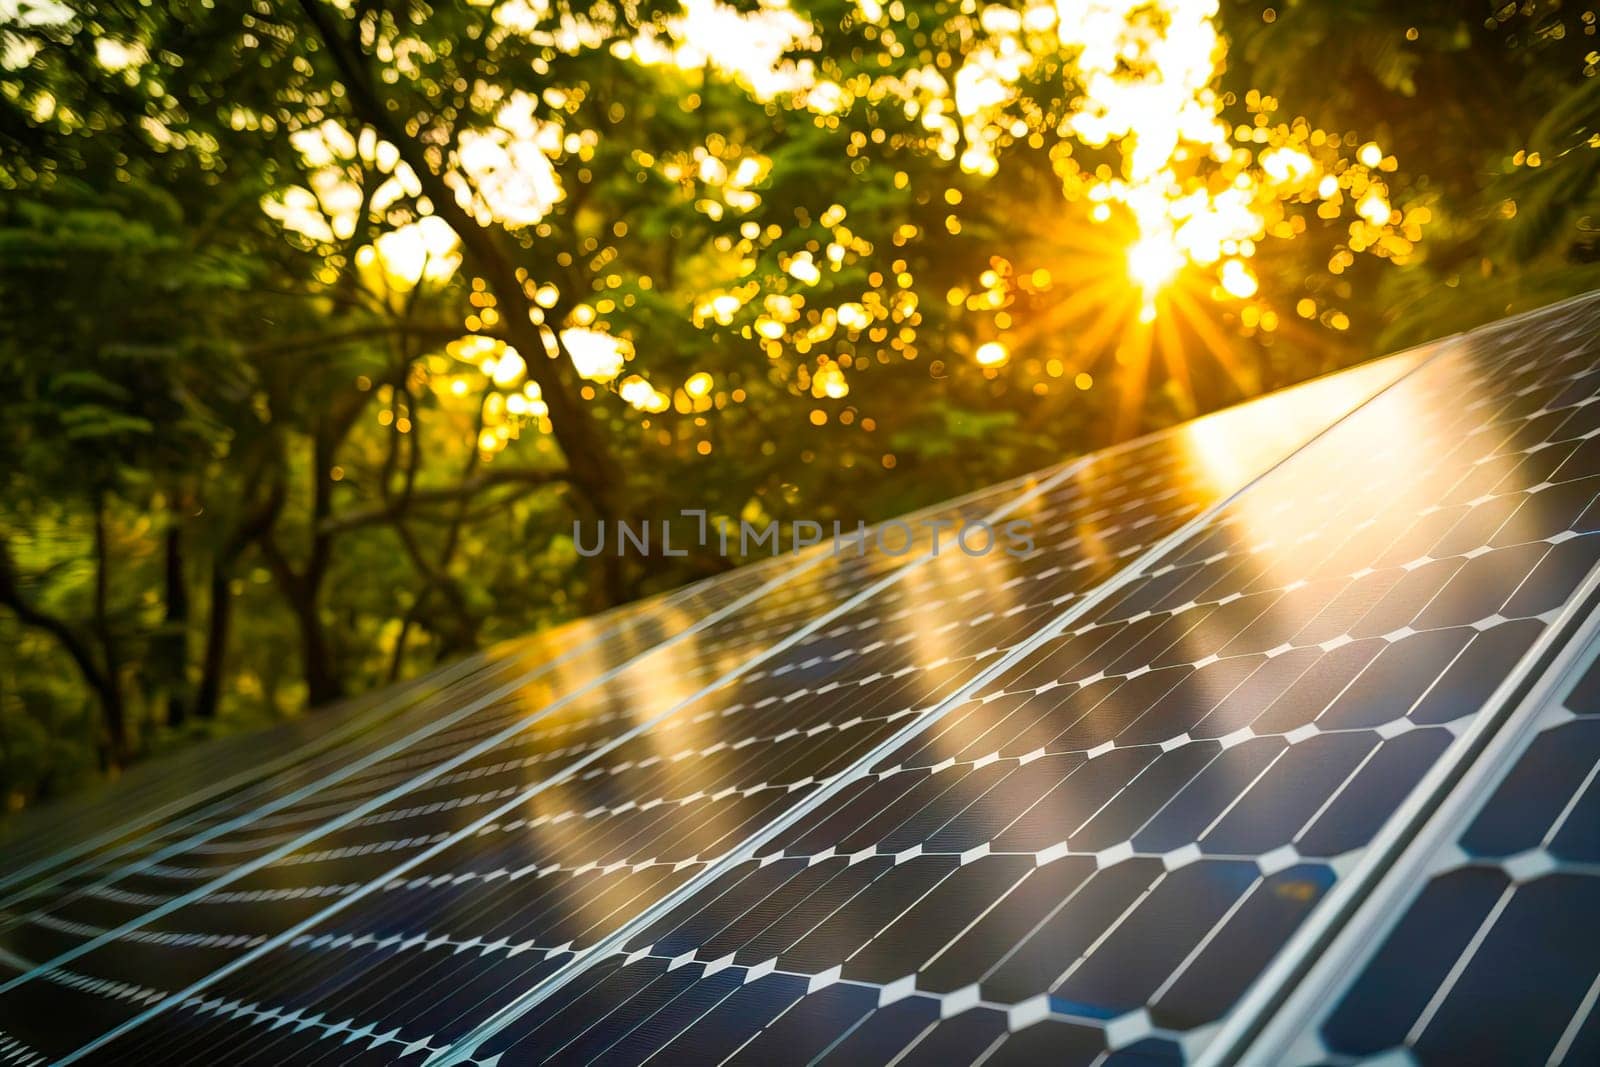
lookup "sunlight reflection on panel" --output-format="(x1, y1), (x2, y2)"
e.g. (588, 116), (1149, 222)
(904, 352), (1421, 779)
(1177, 349), (1428, 501)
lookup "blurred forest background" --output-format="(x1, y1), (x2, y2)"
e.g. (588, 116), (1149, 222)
(0, 0), (1597, 810)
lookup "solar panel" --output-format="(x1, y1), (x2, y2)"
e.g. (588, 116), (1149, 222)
(0, 647), (513, 888)
(0, 476), (1062, 1036)
(1236, 574), (1600, 1065)
(0, 345), (1407, 1064)
(427, 293), (1600, 1066)
(0, 550), (782, 916)
(3, 291), (1600, 1066)
(0, 466), (1065, 1061)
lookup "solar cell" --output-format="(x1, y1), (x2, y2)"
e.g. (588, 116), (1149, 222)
(422, 293), (1600, 1066)
(0, 348), (1410, 1063)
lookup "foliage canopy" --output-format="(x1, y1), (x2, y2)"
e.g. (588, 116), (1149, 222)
(1, 0), (1596, 808)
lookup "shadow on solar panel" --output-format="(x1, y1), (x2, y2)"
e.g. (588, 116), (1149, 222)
(3, 292), (1600, 1066)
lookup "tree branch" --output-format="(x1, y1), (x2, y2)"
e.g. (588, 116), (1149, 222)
(0, 534), (119, 725)
(319, 467), (568, 535)
(244, 323), (506, 359)
(293, 0), (625, 527)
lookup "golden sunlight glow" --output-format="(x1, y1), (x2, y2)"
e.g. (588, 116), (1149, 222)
(785, 251), (823, 286)
(1044, 0), (1417, 326)
(241, 0), (1431, 451)
(837, 302), (871, 331)
(629, 0), (815, 99)
(93, 37), (146, 71)
(1178, 351), (1422, 503)
(264, 121), (421, 245)
(1258, 146), (1313, 185)
(364, 216), (461, 291)
(488, 348), (527, 387)
(811, 361), (849, 397)
(1357, 188), (1392, 227)
(1219, 258), (1258, 299)
(560, 326), (630, 382)
(451, 91), (565, 228)
(620, 374), (671, 412)
(1179, 350), (1465, 611)
(909, 0), (1429, 437)
(975, 340), (1011, 367)
(1127, 233), (1185, 310)
(1058, 0), (1260, 306)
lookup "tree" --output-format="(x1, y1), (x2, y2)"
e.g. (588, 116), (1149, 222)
(1220, 0), (1600, 346)
(2, 0), (1596, 807)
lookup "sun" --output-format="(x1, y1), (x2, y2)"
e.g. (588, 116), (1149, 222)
(1127, 231), (1187, 320)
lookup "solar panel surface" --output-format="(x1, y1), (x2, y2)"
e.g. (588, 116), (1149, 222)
(69, 363), (1404, 1067)
(0, 472), (1050, 1060)
(0, 555), (788, 905)
(2, 291), (1599, 1067)
(1234, 536), (1600, 1066)
(430, 295), (1600, 1067)
(0, 543), (786, 935)
(1307, 631), (1600, 1067)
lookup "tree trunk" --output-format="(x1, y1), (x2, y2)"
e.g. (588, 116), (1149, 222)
(90, 496), (129, 765)
(195, 475), (287, 721)
(0, 535), (124, 764)
(261, 537), (346, 710)
(159, 505), (191, 727)
(294, 0), (628, 547)
(194, 561), (232, 722)
(293, 584), (343, 707)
